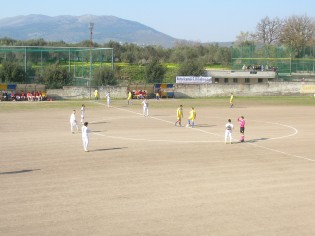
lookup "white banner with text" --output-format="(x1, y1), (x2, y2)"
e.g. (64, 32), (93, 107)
(176, 76), (212, 84)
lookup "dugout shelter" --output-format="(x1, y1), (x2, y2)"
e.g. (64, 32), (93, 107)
(154, 83), (175, 98)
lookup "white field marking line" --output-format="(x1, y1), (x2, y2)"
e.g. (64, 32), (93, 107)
(90, 101), (221, 143)
(90, 101), (314, 161)
(108, 102), (223, 138)
(250, 119), (298, 140)
(91, 101), (295, 141)
(246, 142), (315, 162)
(219, 118), (314, 161)
(238, 120), (315, 162)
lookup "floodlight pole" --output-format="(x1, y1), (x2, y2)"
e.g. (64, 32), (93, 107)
(89, 22), (94, 99)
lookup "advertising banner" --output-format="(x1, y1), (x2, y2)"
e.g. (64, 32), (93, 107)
(176, 76), (212, 84)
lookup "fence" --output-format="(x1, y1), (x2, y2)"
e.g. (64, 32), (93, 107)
(232, 46), (315, 76)
(0, 46), (114, 85)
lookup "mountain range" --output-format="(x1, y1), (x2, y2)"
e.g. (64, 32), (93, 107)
(0, 14), (178, 47)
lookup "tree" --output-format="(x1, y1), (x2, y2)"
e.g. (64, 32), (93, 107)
(254, 16), (283, 45)
(0, 61), (26, 83)
(144, 59), (166, 83)
(104, 40), (123, 62)
(120, 43), (141, 63)
(214, 47), (231, 66)
(23, 38), (48, 46)
(178, 60), (205, 76)
(36, 63), (70, 89)
(0, 37), (17, 46)
(93, 66), (117, 86)
(235, 31), (255, 47)
(280, 15), (315, 57)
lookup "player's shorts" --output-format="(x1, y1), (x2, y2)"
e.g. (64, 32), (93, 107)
(240, 127), (245, 133)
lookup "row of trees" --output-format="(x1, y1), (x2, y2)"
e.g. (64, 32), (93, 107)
(235, 15), (315, 57)
(0, 61), (71, 89)
(0, 15), (314, 88)
(0, 38), (231, 66)
(0, 40), (226, 87)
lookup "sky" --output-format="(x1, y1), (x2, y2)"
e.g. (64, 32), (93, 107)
(1, 0), (314, 42)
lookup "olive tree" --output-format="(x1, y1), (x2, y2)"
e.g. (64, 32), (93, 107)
(93, 66), (117, 86)
(0, 61), (26, 83)
(178, 60), (205, 76)
(144, 59), (166, 83)
(36, 63), (70, 89)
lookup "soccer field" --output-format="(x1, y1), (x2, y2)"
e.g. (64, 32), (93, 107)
(1, 98), (315, 235)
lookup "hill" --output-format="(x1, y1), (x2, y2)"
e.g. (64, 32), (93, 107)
(0, 14), (178, 47)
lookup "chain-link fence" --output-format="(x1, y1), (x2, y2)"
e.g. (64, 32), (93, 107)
(232, 46), (315, 76)
(0, 46), (113, 85)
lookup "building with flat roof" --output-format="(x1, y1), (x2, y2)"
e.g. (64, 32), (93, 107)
(206, 70), (276, 84)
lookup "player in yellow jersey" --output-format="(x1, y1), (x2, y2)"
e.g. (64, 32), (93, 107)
(230, 93), (234, 108)
(186, 107), (196, 128)
(94, 89), (99, 100)
(175, 105), (183, 127)
(127, 90), (133, 105)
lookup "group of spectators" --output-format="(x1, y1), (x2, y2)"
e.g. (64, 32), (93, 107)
(1, 91), (47, 101)
(242, 64), (278, 72)
(133, 90), (147, 99)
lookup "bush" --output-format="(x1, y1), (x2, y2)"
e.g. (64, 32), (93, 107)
(0, 61), (26, 83)
(93, 66), (117, 86)
(35, 63), (70, 89)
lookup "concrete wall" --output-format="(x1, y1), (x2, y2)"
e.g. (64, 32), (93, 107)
(47, 86), (128, 100)
(174, 82), (315, 98)
(46, 82), (315, 99)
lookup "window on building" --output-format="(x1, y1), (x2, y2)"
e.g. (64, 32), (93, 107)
(245, 78), (250, 83)
(224, 78), (229, 83)
(233, 78), (238, 83)
(215, 78), (219, 83)
(258, 78), (263, 83)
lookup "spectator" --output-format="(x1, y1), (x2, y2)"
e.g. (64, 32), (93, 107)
(41, 91), (47, 101)
(27, 92), (32, 101)
(21, 91), (26, 101)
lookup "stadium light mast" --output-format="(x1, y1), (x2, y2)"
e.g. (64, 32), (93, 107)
(88, 22), (94, 99)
